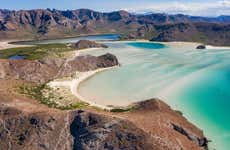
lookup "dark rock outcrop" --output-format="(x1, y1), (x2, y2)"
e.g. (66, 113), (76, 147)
(171, 123), (208, 149)
(118, 99), (209, 150)
(196, 45), (206, 49)
(69, 110), (154, 150)
(73, 40), (108, 49)
(0, 53), (118, 83)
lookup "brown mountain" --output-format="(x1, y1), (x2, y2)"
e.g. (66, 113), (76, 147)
(0, 9), (230, 46)
(0, 91), (208, 150)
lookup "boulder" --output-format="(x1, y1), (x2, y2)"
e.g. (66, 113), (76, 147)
(196, 45), (206, 49)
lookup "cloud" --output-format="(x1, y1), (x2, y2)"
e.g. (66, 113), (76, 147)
(220, 0), (230, 6)
(125, 1), (230, 16)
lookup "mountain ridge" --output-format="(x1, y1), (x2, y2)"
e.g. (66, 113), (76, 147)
(0, 9), (230, 46)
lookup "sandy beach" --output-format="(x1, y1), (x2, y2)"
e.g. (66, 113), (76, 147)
(158, 41), (230, 49)
(48, 66), (118, 110)
(0, 41), (32, 50)
(206, 45), (230, 49)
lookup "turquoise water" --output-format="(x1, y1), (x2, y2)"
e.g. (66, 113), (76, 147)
(16, 33), (230, 149)
(127, 42), (166, 49)
(78, 41), (230, 150)
(166, 67), (230, 150)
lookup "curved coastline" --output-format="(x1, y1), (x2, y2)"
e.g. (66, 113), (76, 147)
(72, 66), (119, 110)
(48, 65), (119, 110)
(56, 40), (230, 111)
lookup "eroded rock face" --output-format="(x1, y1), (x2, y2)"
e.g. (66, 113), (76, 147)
(69, 110), (154, 150)
(0, 53), (118, 83)
(171, 123), (208, 149)
(73, 40), (108, 49)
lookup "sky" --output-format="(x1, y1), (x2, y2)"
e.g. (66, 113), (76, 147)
(0, 0), (230, 16)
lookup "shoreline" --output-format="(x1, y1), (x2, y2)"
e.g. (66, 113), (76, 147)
(8, 33), (119, 44)
(48, 66), (118, 110)
(105, 40), (230, 49)
(74, 47), (103, 56)
(1, 38), (230, 51)
(0, 41), (32, 50)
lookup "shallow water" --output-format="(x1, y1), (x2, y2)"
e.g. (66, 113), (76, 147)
(9, 55), (26, 60)
(17, 33), (230, 149)
(78, 41), (230, 150)
(16, 34), (120, 45)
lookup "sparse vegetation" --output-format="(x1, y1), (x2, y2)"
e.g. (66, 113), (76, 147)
(0, 43), (75, 60)
(19, 84), (89, 110)
(110, 106), (137, 113)
(175, 110), (183, 116)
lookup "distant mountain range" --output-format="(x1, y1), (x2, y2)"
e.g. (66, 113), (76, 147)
(0, 9), (229, 46)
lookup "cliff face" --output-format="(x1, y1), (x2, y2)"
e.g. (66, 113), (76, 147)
(117, 99), (208, 150)
(0, 53), (119, 83)
(0, 9), (230, 46)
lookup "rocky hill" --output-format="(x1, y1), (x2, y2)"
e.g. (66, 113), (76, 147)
(73, 40), (108, 49)
(0, 53), (118, 83)
(0, 90), (208, 150)
(151, 22), (230, 46)
(0, 9), (229, 46)
(0, 103), (154, 150)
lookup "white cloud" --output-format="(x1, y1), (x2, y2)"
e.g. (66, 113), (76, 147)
(125, 1), (230, 16)
(220, 0), (230, 6)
